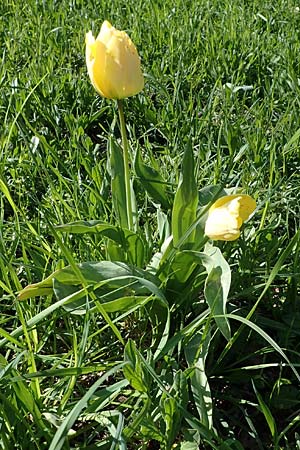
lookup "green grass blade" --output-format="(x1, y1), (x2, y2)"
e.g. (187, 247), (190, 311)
(49, 363), (125, 450)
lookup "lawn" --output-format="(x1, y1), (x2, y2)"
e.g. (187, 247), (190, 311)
(1, 0), (300, 448)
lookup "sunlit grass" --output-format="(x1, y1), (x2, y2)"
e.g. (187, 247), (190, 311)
(1, 0), (300, 448)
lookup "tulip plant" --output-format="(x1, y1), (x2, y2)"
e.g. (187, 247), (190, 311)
(18, 20), (256, 449)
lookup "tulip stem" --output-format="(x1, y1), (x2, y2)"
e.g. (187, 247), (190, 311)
(117, 99), (133, 231)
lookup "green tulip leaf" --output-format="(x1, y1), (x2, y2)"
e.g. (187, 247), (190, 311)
(161, 247), (231, 339)
(55, 220), (145, 267)
(160, 370), (188, 447)
(198, 184), (227, 207)
(18, 261), (164, 302)
(157, 207), (171, 243)
(123, 340), (149, 393)
(185, 329), (213, 429)
(202, 245), (231, 340)
(53, 275), (149, 315)
(172, 141), (198, 248)
(134, 146), (171, 209)
(108, 137), (128, 229)
(18, 259), (170, 356)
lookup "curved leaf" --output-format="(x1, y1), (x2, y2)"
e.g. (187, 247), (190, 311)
(134, 146), (171, 209)
(55, 220), (145, 267)
(172, 141), (198, 248)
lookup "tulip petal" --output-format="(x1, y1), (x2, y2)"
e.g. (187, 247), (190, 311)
(85, 21), (144, 99)
(86, 32), (106, 97)
(205, 208), (241, 241)
(97, 20), (114, 45)
(93, 40), (120, 98)
(204, 194), (256, 241)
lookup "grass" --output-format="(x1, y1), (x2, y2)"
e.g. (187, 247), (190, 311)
(1, 0), (300, 448)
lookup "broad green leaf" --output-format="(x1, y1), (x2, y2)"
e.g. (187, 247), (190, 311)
(185, 330), (213, 429)
(157, 207), (171, 243)
(164, 248), (230, 339)
(19, 262), (167, 336)
(202, 245), (231, 340)
(106, 238), (126, 261)
(163, 397), (178, 437)
(140, 421), (165, 442)
(168, 250), (199, 284)
(53, 277), (151, 315)
(59, 261), (164, 302)
(180, 442), (199, 450)
(109, 137), (128, 228)
(180, 429), (201, 449)
(157, 250), (205, 311)
(124, 396), (153, 440)
(73, 262), (154, 290)
(172, 141), (198, 248)
(55, 221), (145, 267)
(198, 184), (227, 207)
(134, 146), (171, 209)
(2, 287), (158, 351)
(129, 346), (218, 446)
(205, 267), (230, 338)
(18, 267), (61, 300)
(56, 220), (122, 240)
(123, 340), (149, 393)
(160, 370), (188, 447)
(89, 295), (150, 314)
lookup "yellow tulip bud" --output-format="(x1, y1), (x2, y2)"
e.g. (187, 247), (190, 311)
(85, 21), (144, 99)
(204, 194), (256, 241)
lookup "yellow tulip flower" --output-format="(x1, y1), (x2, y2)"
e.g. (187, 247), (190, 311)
(85, 21), (144, 99)
(204, 194), (256, 241)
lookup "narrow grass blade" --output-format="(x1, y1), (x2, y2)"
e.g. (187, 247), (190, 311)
(49, 363), (125, 450)
(252, 380), (277, 439)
